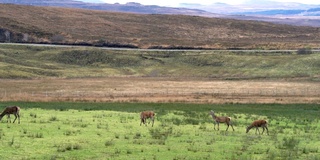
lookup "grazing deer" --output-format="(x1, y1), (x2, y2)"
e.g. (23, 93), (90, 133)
(246, 120), (269, 135)
(0, 106), (21, 124)
(209, 110), (234, 131)
(140, 111), (155, 127)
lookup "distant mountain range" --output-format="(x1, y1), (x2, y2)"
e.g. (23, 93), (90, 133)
(0, 0), (218, 16)
(181, 2), (320, 16)
(1, 0), (320, 27)
(179, 1), (320, 15)
(238, 8), (320, 16)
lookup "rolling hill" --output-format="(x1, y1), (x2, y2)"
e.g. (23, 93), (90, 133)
(2, 0), (320, 28)
(0, 0), (218, 17)
(0, 43), (319, 80)
(0, 4), (320, 49)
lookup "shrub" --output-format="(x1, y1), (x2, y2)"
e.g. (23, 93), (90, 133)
(149, 127), (173, 140)
(55, 50), (110, 66)
(105, 139), (114, 147)
(297, 48), (312, 55)
(281, 137), (300, 149)
(49, 116), (58, 121)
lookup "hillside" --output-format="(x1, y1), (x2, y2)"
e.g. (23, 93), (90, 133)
(2, 0), (320, 27)
(0, 4), (320, 49)
(0, 44), (319, 80)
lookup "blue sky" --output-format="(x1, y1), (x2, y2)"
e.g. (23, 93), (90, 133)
(81, 0), (319, 6)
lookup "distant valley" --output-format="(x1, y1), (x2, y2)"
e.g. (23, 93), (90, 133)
(0, 1), (319, 81)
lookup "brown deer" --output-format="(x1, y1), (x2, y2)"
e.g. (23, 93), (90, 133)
(246, 120), (269, 135)
(0, 106), (21, 124)
(140, 111), (155, 127)
(209, 110), (234, 131)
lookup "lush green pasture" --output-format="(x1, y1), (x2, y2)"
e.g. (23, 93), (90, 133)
(0, 102), (320, 160)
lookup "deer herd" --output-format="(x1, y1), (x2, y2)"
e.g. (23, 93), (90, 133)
(0, 106), (268, 135)
(138, 110), (268, 135)
(209, 110), (269, 135)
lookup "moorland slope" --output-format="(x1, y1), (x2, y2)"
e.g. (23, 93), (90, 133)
(0, 44), (319, 80)
(1, 4), (320, 49)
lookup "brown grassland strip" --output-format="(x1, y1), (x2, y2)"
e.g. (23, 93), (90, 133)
(0, 77), (319, 104)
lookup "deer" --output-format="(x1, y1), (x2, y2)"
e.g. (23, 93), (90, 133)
(209, 110), (234, 131)
(0, 106), (21, 124)
(140, 111), (155, 127)
(246, 120), (269, 135)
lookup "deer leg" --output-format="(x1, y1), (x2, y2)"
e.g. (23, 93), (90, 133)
(17, 113), (20, 124)
(151, 117), (154, 127)
(265, 126), (269, 135)
(255, 127), (260, 134)
(7, 114), (11, 123)
(13, 113), (20, 124)
(227, 121), (235, 131)
(143, 118), (146, 126)
(13, 114), (17, 123)
(226, 124), (229, 131)
(230, 124), (235, 131)
(261, 127), (265, 135)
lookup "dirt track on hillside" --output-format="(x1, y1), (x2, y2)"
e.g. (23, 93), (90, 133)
(0, 77), (319, 104)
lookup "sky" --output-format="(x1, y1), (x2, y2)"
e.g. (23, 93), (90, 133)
(82, 0), (320, 7)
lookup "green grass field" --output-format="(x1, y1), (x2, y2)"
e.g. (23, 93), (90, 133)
(0, 102), (319, 160)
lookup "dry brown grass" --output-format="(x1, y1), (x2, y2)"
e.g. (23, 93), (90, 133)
(0, 77), (319, 104)
(1, 4), (320, 49)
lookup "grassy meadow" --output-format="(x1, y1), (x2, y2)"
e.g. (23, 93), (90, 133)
(0, 44), (319, 80)
(0, 102), (320, 160)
